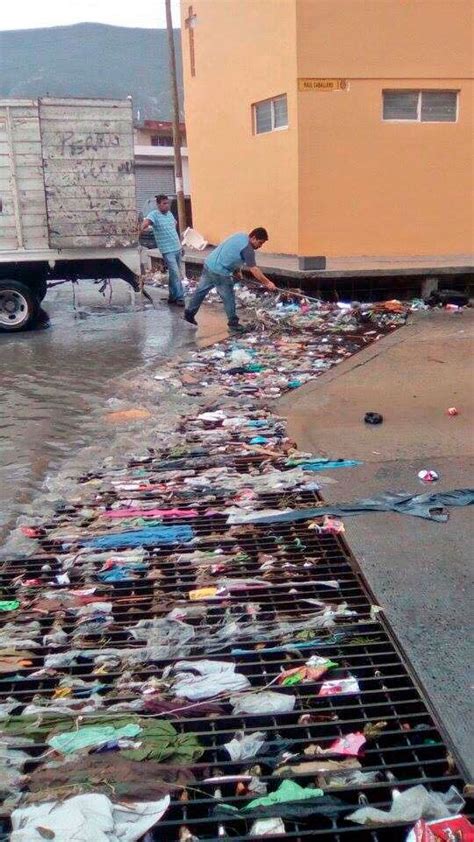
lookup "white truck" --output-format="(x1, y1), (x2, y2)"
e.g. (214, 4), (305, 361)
(0, 96), (141, 331)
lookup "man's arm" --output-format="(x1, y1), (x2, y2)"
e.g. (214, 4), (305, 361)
(246, 265), (277, 292)
(239, 243), (277, 291)
(140, 218), (152, 234)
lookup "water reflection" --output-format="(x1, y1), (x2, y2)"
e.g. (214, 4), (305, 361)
(0, 281), (193, 540)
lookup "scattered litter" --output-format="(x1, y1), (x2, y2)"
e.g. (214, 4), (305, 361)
(418, 470), (439, 483)
(424, 290), (469, 308)
(10, 794), (170, 842)
(81, 525), (195, 549)
(0, 600), (20, 612)
(48, 723), (142, 755)
(447, 407), (459, 416)
(406, 815), (474, 842)
(348, 784), (464, 826)
(1, 282), (470, 841)
(364, 412), (384, 425)
(250, 817), (285, 835)
(318, 676), (360, 697)
(105, 408), (152, 424)
(234, 489), (474, 524)
(287, 458), (362, 471)
(231, 691), (296, 715)
(223, 731), (267, 761)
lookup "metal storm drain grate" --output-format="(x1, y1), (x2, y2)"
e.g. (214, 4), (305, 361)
(0, 455), (472, 841)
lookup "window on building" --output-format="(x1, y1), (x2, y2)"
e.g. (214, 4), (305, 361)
(383, 90), (458, 122)
(253, 95), (288, 134)
(151, 135), (174, 146)
(420, 91), (458, 122)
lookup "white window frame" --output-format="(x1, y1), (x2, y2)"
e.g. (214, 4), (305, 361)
(253, 94), (288, 135)
(382, 90), (459, 124)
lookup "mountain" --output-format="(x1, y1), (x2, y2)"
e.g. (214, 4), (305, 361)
(0, 22), (183, 121)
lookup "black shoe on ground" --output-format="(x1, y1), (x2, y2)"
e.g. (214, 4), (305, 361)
(229, 323), (249, 334)
(162, 296), (185, 306)
(184, 309), (198, 326)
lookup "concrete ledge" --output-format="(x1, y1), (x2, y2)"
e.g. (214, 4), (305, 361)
(183, 248), (474, 282)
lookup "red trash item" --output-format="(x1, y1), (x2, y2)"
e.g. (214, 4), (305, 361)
(418, 470), (439, 483)
(447, 407), (459, 416)
(411, 816), (474, 842)
(327, 732), (366, 756)
(20, 526), (43, 538)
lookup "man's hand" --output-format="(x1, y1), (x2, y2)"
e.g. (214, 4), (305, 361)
(233, 270), (244, 281)
(248, 266), (277, 292)
(263, 279), (277, 292)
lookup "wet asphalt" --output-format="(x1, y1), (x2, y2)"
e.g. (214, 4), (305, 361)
(0, 281), (196, 541)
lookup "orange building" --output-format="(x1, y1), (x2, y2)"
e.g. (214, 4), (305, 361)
(180, 0), (473, 263)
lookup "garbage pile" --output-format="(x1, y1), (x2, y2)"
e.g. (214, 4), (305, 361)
(1, 293), (472, 841)
(156, 281), (408, 406)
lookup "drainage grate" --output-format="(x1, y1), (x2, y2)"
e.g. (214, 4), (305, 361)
(0, 457), (471, 840)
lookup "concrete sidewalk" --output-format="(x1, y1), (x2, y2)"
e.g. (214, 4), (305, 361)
(182, 247), (474, 281)
(278, 310), (474, 778)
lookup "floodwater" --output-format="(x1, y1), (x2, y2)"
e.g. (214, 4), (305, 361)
(0, 281), (197, 542)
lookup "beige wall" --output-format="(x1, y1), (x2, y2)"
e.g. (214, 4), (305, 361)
(181, 0), (299, 252)
(135, 128), (151, 146)
(295, 0), (473, 78)
(182, 0), (474, 257)
(134, 127), (186, 146)
(297, 78), (473, 256)
(296, 0), (474, 256)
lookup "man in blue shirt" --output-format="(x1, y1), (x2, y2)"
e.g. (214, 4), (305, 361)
(140, 194), (184, 306)
(184, 227), (276, 333)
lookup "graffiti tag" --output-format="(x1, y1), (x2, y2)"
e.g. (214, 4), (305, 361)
(60, 131), (121, 156)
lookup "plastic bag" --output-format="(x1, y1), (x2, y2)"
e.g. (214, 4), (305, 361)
(318, 676), (360, 697)
(224, 731), (267, 761)
(250, 817), (285, 836)
(348, 785), (465, 826)
(231, 691), (296, 715)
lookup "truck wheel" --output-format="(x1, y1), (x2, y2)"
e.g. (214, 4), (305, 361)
(0, 280), (40, 332)
(35, 276), (48, 302)
(20, 273), (48, 302)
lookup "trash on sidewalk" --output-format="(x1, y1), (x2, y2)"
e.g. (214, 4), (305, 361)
(105, 408), (152, 424)
(364, 411), (384, 425)
(230, 488), (474, 525)
(418, 470), (439, 483)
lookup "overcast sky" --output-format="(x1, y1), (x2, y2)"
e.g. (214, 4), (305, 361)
(0, 0), (181, 30)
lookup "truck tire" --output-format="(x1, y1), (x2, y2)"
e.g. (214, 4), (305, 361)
(0, 280), (40, 332)
(19, 272), (48, 302)
(35, 276), (48, 302)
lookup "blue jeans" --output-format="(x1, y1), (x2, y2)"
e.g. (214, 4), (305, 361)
(162, 250), (184, 302)
(187, 268), (238, 326)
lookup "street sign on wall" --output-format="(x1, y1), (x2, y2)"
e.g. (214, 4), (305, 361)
(298, 78), (348, 91)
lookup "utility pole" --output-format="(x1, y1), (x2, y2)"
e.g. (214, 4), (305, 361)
(165, 0), (186, 234)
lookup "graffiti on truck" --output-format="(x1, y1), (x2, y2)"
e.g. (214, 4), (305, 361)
(60, 131), (121, 156)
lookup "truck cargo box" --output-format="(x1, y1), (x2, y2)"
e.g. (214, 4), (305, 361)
(0, 97), (138, 251)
